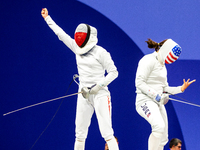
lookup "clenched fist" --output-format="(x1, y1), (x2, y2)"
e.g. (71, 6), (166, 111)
(41, 8), (48, 19)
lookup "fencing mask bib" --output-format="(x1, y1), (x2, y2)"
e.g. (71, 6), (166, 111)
(157, 39), (182, 65)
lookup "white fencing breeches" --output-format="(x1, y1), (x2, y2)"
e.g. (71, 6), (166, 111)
(136, 101), (168, 150)
(74, 89), (115, 150)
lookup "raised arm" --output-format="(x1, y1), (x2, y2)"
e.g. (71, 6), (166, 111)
(41, 8), (77, 53)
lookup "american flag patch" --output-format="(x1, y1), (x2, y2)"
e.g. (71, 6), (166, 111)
(165, 45), (182, 64)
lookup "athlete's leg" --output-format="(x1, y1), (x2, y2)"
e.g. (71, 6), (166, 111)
(94, 94), (119, 150)
(136, 101), (165, 150)
(74, 94), (94, 150)
(157, 105), (168, 150)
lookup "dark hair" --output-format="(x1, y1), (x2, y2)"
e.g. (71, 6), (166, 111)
(169, 138), (182, 148)
(145, 38), (167, 52)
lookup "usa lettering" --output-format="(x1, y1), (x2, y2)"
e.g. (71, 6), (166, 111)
(141, 103), (151, 118)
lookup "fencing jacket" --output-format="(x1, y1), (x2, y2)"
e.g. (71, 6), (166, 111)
(45, 16), (118, 90)
(135, 51), (182, 108)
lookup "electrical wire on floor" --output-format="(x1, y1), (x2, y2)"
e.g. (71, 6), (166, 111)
(29, 78), (75, 150)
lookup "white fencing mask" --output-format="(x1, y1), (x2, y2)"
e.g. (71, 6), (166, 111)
(74, 23), (98, 55)
(157, 39), (182, 65)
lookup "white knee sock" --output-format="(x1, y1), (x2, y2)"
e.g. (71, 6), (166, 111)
(74, 140), (85, 150)
(157, 145), (164, 150)
(148, 133), (161, 150)
(107, 137), (119, 150)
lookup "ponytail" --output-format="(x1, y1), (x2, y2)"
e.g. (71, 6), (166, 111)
(145, 38), (167, 52)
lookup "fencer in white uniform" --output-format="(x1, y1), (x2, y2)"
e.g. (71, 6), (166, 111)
(135, 38), (195, 150)
(41, 8), (119, 150)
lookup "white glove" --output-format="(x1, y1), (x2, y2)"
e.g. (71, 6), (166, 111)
(160, 94), (169, 105)
(81, 87), (90, 99)
(155, 94), (169, 105)
(89, 84), (102, 94)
